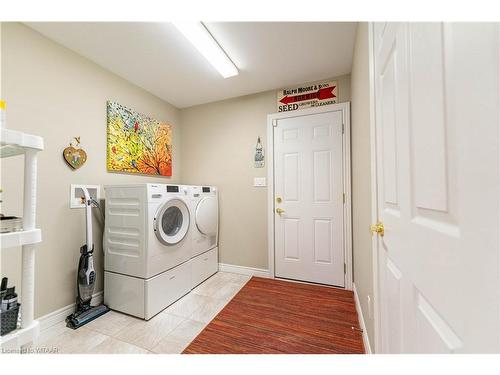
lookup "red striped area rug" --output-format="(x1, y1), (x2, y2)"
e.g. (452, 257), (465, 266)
(183, 276), (365, 354)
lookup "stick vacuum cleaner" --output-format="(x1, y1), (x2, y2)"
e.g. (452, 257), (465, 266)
(66, 187), (109, 329)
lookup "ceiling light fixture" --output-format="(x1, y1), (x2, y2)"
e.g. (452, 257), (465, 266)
(172, 22), (238, 78)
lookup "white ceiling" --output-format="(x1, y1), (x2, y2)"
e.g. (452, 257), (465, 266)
(26, 22), (357, 108)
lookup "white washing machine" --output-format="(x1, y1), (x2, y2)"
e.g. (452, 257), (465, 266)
(103, 183), (192, 319)
(188, 186), (219, 288)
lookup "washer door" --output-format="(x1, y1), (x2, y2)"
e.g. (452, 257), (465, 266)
(154, 198), (190, 245)
(195, 196), (218, 235)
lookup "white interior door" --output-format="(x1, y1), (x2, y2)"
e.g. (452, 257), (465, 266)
(373, 22), (500, 353)
(273, 109), (346, 286)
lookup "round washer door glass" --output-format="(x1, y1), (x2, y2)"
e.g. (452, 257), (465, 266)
(162, 206), (183, 236)
(195, 196), (218, 235)
(155, 199), (190, 245)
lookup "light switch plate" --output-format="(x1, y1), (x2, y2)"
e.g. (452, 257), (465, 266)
(70, 184), (100, 208)
(254, 177), (266, 187)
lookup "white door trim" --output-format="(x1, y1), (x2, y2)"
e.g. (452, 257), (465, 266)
(368, 22), (381, 354)
(497, 23), (500, 349)
(266, 102), (353, 290)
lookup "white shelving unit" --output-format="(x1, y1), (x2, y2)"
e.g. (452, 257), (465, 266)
(1, 127), (44, 351)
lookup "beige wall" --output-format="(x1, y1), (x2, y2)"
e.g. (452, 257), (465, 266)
(180, 75), (350, 270)
(0, 23), (181, 318)
(350, 22), (374, 349)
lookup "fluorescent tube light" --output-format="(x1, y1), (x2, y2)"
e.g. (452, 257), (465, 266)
(172, 22), (238, 78)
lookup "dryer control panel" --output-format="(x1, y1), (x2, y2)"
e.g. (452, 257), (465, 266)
(190, 186), (217, 198)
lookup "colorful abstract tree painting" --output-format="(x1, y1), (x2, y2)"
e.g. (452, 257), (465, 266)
(106, 101), (172, 176)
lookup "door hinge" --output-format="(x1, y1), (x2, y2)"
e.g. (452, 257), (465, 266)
(342, 123), (345, 134)
(272, 119), (278, 127)
(343, 193), (346, 204)
(344, 263), (347, 274)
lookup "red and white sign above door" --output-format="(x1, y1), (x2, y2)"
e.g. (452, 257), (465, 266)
(277, 80), (337, 112)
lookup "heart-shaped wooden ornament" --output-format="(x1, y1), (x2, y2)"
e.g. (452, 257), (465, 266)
(63, 146), (87, 170)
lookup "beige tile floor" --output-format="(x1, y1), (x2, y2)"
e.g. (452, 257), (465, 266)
(35, 272), (250, 354)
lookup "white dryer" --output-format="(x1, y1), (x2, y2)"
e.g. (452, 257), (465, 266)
(103, 183), (192, 319)
(190, 185), (219, 257)
(188, 186), (219, 288)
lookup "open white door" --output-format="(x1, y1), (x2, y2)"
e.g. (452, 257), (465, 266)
(372, 22), (500, 353)
(269, 104), (351, 287)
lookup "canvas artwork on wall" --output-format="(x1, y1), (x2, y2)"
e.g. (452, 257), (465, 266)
(106, 101), (172, 176)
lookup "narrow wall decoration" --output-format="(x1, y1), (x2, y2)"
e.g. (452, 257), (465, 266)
(106, 101), (172, 176)
(254, 136), (264, 168)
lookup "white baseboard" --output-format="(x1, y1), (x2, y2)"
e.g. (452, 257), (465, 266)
(37, 291), (103, 342)
(218, 263), (270, 278)
(353, 283), (372, 354)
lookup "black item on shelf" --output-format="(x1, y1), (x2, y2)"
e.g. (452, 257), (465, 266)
(0, 277), (7, 291)
(0, 277), (7, 301)
(0, 303), (20, 336)
(1, 286), (18, 311)
(0, 216), (23, 233)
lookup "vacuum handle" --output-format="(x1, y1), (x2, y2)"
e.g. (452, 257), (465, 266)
(81, 187), (93, 251)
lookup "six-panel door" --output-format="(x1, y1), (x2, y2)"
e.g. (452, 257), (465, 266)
(274, 110), (345, 287)
(373, 22), (500, 353)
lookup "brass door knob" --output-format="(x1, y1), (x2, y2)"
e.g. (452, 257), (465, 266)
(276, 208), (285, 215)
(370, 222), (385, 236)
